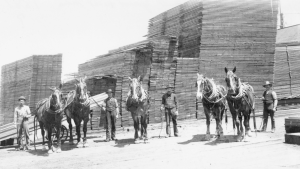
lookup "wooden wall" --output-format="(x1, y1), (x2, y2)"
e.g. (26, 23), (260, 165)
(0, 55), (62, 125)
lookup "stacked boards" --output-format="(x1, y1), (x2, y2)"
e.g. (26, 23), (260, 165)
(274, 46), (300, 98)
(198, 0), (278, 111)
(78, 36), (177, 127)
(148, 37), (177, 123)
(0, 55), (62, 125)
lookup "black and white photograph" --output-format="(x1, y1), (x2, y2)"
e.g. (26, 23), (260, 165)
(0, 0), (300, 168)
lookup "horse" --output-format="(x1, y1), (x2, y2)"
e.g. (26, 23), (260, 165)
(126, 76), (150, 143)
(196, 73), (227, 141)
(64, 77), (90, 147)
(34, 84), (64, 153)
(224, 67), (255, 142)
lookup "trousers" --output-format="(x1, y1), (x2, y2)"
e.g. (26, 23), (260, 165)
(262, 103), (275, 130)
(165, 108), (178, 136)
(17, 118), (30, 147)
(105, 110), (116, 140)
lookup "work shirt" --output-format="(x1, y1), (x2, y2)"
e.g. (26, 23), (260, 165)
(14, 105), (31, 124)
(162, 93), (177, 109)
(103, 97), (119, 112)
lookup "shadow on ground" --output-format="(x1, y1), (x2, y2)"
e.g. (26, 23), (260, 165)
(178, 134), (238, 145)
(114, 138), (135, 148)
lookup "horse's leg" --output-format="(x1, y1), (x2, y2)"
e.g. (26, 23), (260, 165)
(132, 114), (139, 143)
(56, 124), (62, 153)
(204, 108), (211, 141)
(67, 117), (74, 145)
(76, 119), (83, 148)
(237, 113), (244, 142)
(83, 119), (89, 147)
(48, 127), (53, 154)
(141, 113), (148, 142)
(233, 111), (241, 142)
(39, 122), (47, 151)
(244, 110), (252, 139)
(216, 107), (224, 140)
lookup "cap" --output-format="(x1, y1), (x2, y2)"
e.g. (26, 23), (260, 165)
(18, 96), (26, 101)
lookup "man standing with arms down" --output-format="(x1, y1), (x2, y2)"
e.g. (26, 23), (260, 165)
(14, 96), (32, 151)
(102, 89), (120, 142)
(261, 81), (278, 133)
(161, 85), (179, 137)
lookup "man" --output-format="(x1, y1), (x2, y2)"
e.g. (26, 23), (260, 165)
(261, 81), (278, 133)
(14, 96), (32, 150)
(102, 89), (120, 142)
(161, 85), (179, 137)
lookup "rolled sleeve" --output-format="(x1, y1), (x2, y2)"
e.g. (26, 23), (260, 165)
(272, 91), (277, 100)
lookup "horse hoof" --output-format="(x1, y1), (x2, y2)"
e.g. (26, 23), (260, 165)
(56, 148), (62, 153)
(83, 142), (89, 147)
(42, 145), (47, 151)
(134, 139), (139, 144)
(144, 139), (149, 144)
(77, 142), (83, 148)
(246, 131), (252, 137)
(48, 149), (53, 154)
(205, 134), (211, 141)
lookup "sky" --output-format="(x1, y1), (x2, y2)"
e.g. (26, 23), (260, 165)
(0, 0), (299, 79)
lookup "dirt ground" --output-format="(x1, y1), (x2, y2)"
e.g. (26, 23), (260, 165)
(1, 109), (300, 169)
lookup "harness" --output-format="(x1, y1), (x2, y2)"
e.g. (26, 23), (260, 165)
(198, 78), (228, 121)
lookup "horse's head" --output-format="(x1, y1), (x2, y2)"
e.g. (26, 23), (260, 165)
(196, 73), (217, 100)
(224, 66), (240, 94)
(75, 76), (88, 102)
(196, 73), (205, 100)
(49, 84), (63, 109)
(128, 76), (141, 101)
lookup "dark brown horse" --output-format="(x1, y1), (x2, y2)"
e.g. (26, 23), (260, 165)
(126, 76), (150, 143)
(196, 73), (227, 141)
(64, 77), (90, 147)
(225, 67), (255, 142)
(34, 84), (64, 153)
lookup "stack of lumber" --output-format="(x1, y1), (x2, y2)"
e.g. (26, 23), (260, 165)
(175, 58), (200, 120)
(148, 37), (177, 123)
(199, 0), (278, 112)
(1, 55), (62, 125)
(274, 46), (300, 99)
(148, 0), (202, 39)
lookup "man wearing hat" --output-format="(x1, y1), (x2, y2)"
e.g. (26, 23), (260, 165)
(261, 81), (278, 133)
(14, 96), (32, 150)
(102, 89), (120, 142)
(161, 84), (179, 137)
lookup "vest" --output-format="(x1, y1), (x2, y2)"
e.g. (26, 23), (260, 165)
(263, 90), (274, 104)
(163, 93), (176, 109)
(105, 98), (117, 112)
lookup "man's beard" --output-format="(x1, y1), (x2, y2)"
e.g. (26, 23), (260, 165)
(167, 91), (172, 95)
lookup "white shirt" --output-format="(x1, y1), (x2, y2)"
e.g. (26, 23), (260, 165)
(14, 105), (31, 123)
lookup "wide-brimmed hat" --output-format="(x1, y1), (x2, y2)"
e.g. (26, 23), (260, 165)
(263, 81), (272, 87)
(106, 89), (113, 93)
(18, 96), (26, 101)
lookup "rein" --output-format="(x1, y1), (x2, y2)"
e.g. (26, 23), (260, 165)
(199, 78), (227, 104)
